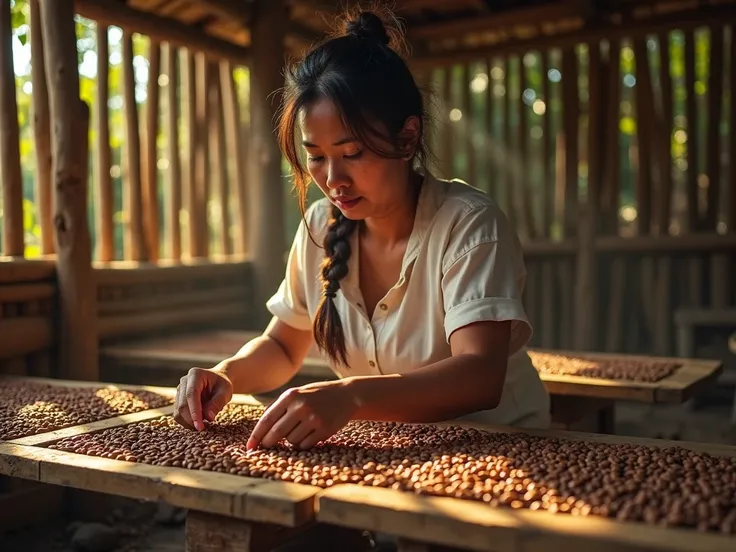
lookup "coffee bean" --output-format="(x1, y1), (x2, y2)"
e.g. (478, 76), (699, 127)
(529, 352), (679, 382)
(0, 381), (173, 441)
(45, 403), (736, 534)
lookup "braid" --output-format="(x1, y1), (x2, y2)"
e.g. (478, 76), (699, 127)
(313, 204), (358, 367)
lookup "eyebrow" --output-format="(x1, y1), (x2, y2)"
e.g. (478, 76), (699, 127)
(302, 137), (356, 147)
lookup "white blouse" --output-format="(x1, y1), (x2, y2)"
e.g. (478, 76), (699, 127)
(267, 170), (551, 429)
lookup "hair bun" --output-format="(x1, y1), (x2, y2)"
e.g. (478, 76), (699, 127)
(345, 12), (390, 46)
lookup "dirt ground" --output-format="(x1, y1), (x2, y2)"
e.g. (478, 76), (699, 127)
(2, 395), (735, 552)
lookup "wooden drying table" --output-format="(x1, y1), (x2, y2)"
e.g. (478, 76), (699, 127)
(0, 376), (319, 551)
(316, 425), (736, 552)
(1, 376), (735, 552)
(100, 330), (723, 434)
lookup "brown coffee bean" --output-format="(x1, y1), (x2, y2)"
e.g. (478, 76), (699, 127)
(46, 403), (736, 535)
(0, 381), (173, 441)
(528, 352), (679, 382)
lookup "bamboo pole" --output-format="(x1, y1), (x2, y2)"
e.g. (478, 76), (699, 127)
(94, 23), (114, 262)
(656, 32), (673, 235)
(485, 58), (496, 200)
(249, 0), (288, 325)
(0, 0), (24, 257)
(144, 40), (162, 262)
(122, 30), (148, 262)
(220, 63), (248, 256)
(461, 63), (475, 184)
(633, 37), (655, 236)
(602, 39), (621, 234)
(540, 51), (552, 238)
(39, 0), (98, 380)
(193, 53), (210, 258)
(561, 47), (578, 238)
(29, 0), (53, 255)
(183, 49), (197, 259)
(730, 24), (736, 234)
(441, 66), (453, 178)
(166, 43), (182, 260)
(517, 54), (535, 239)
(684, 30), (699, 231)
(502, 57), (515, 226)
(213, 62), (232, 256)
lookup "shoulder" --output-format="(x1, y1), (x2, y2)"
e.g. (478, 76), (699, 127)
(427, 178), (519, 266)
(294, 198), (332, 246)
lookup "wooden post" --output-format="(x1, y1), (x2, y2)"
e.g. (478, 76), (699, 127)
(166, 43), (182, 260)
(122, 30), (148, 261)
(40, 0), (98, 380)
(561, 46), (578, 239)
(249, 0), (287, 325)
(30, 0), (54, 255)
(221, 63), (248, 256)
(0, 0), (24, 257)
(213, 62), (232, 256)
(144, 39), (162, 262)
(95, 23), (114, 262)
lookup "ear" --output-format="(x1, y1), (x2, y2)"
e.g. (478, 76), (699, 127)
(397, 115), (421, 160)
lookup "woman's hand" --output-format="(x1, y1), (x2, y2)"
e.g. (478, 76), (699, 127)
(247, 379), (358, 450)
(174, 367), (234, 431)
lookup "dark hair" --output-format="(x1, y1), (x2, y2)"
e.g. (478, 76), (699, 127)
(276, 6), (431, 367)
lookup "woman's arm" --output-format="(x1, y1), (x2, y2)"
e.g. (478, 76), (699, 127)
(345, 320), (510, 422)
(213, 316), (315, 395)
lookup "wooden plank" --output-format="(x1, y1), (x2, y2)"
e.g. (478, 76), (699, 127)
(0, 259), (56, 283)
(317, 483), (735, 552)
(0, 317), (53, 359)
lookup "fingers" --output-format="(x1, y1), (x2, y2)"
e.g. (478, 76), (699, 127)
(185, 369), (206, 431)
(285, 418), (316, 448)
(173, 376), (195, 430)
(247, 400), (288, 450)
(201, 381), (231, 422)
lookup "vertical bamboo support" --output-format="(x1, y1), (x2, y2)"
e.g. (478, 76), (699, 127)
(213, 62), (232, 256)
(221, 63), (248, 256)
(684, 30), (699, 231)
(441, 66), (453, 178)
(540, 50), (552, 238)
(484, 58), (496, 199)
(183, 49), (197, 258)
(602, 39), (621, 234)
(39, 0), (98, 380)
(193, 53), (210, 258)
(502, 57), (515, 226)
(95, 23), (114, 262)
(249, 0), (287, 325)
(684, 30), (702, 306)
(144, 40), (162, 262)
(633, 37), (655, 236)
(166, 43), (182, 260)
(517, 54), (535, 239)
(0, 0), (24, 257)
(30, 0), (53, 255)
(561, 46), (578, 238)
(461, 63), (475, 184)
(122, 30), (148, 261)
(707, 27), (729, 308)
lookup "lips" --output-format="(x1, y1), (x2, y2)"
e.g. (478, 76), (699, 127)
(333, 196), (362, 210)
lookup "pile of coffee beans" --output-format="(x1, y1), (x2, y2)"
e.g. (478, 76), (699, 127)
(48, 403), (736, 534)
(529, 351), (679, 382)
(0, 380), (173, 441)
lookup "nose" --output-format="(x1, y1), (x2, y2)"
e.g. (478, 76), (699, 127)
(325, 160), (350, 191)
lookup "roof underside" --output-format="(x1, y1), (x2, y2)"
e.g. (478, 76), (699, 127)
(78, 0), (735, 64)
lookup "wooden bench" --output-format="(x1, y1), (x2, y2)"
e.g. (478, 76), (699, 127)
(99, 329), (723, 434)
(1, 376), (735, 552)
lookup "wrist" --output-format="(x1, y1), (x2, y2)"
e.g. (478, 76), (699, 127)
(211, 360), (236, 389)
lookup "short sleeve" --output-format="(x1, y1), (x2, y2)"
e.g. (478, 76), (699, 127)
(441, 206), (532, 356)
(265, 214), (313, 331)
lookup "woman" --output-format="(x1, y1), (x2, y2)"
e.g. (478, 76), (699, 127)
(173, 8), (551, 450)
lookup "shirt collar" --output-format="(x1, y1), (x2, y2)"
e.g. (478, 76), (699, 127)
(342, 169), (448, 295)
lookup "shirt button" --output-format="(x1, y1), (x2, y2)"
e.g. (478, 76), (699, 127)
(379, 303), (387, 311)
(368, 360), (376, 368)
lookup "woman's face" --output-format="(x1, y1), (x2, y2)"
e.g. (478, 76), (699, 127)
(299, 97), (415, 220)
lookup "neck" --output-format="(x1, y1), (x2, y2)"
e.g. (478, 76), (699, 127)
(361, 170), (422, 246)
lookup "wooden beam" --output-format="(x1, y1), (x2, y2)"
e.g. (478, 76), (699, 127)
(94, 24), (114, 262)
(40, 0), (98, 381)
(407, 1), (581, 40)
(410, 3), (736, 69)
(249, 0), (288, 326)
(73, 0), (250, 64)
(0, 0), (24, 257)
